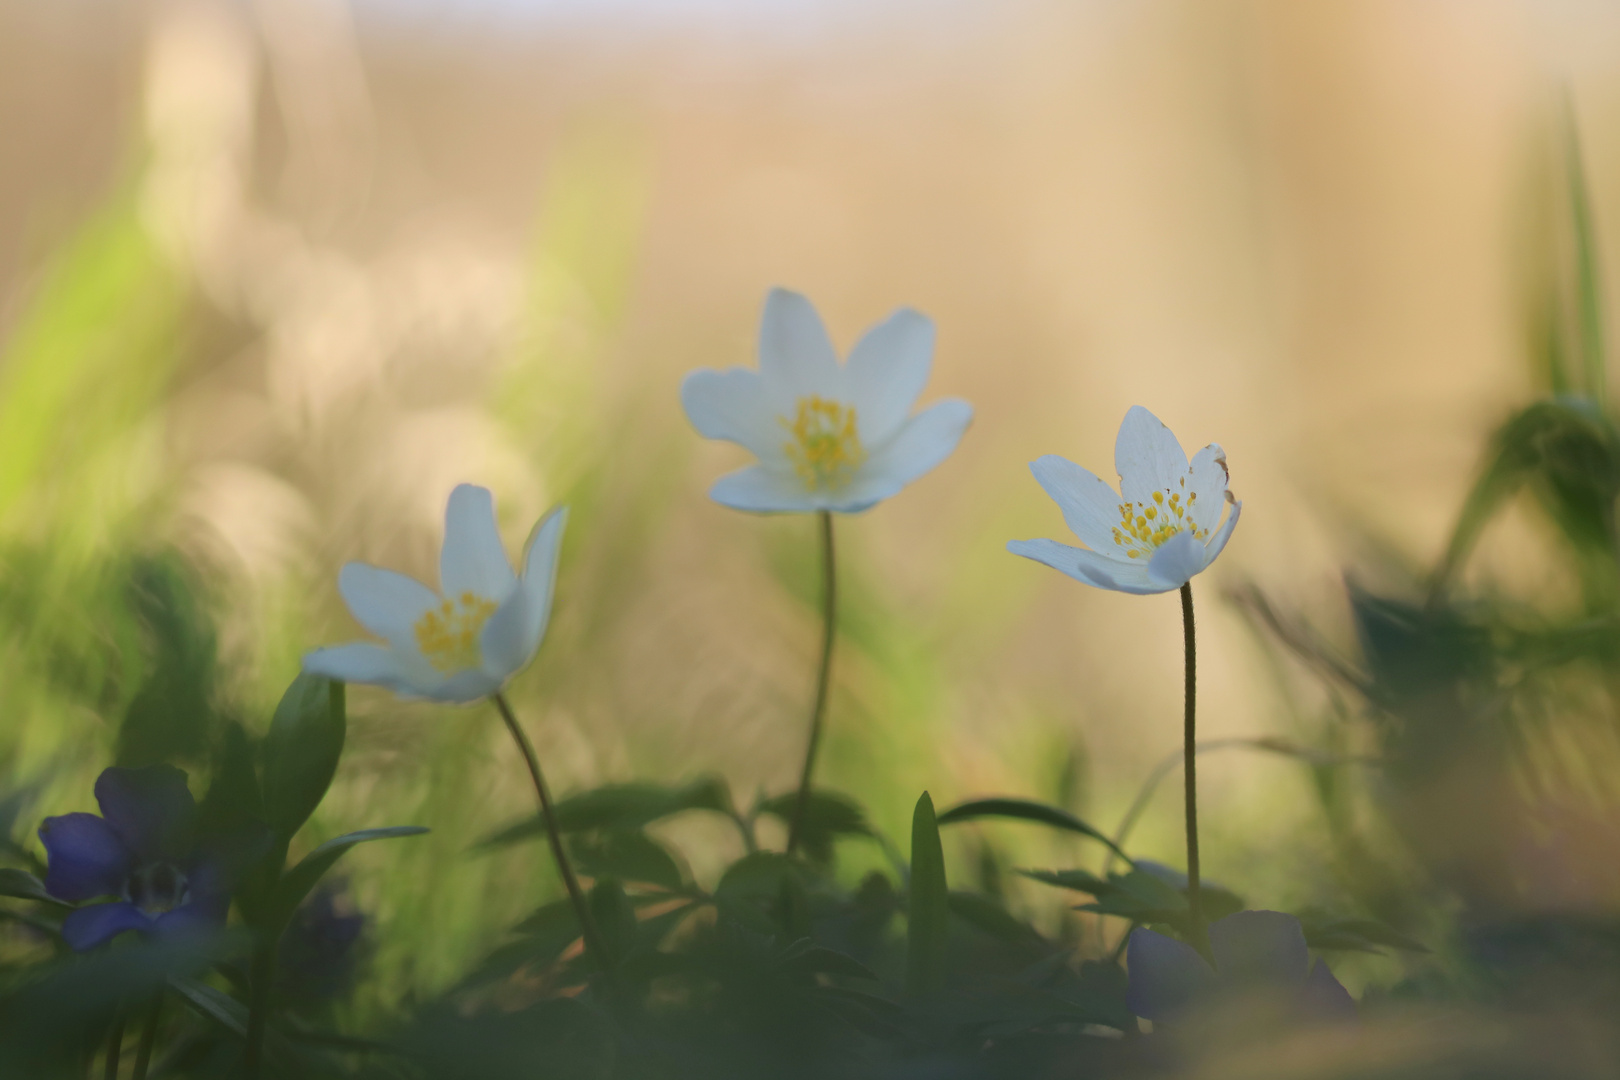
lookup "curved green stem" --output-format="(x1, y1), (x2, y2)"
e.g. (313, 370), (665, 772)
(786, 510), (837, 856)
(1180, 582), (1206, 954)
(132, 994), (163, 1080)
(492, 692), (610, 971)
(243, 938), (275, 1079)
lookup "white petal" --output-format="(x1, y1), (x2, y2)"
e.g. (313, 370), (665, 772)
(302, 643), (440, 698)
(1146, 530), (1206, 590)
(846, 398), (972, 503)
(1028, 455), (1125, 554)
(1199, 499), (1241, 569)
(1186, 443), (1230, 533)
(338, 563), (439, 650)
(421, 668), (504, 704)
(1114, 406), (1190, 505)
(710, 464), (825, 514)
(680, 367), (782, 459)
(1007, 538), (1173, 595)
(758, 288), (841, 397)
(482, 506), (567, 678)
(846, 307), (933, 446)
(440, 484), (517, 603)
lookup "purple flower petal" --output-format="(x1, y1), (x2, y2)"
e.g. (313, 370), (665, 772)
(1208, 910), (1310, 989)
(1300, 959), (1358, 1022)
(38, 813), (133, 902)
(60, 901), (151, 951)
(1126, 927), (1217, 1020)
(153, 901), (225, 940)
(94, 765), (196, 863)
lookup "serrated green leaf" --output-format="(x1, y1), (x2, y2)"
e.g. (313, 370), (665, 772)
(757, 789), (869, 864)
(570, 829), (683, 890)
(479, 778), (731, 848)
(936, 797), (1131, 863)
(905, 792), (948, 999)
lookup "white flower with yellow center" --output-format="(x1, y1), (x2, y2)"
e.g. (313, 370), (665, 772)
(681, 288), (973, 513)
(302, 485), (567, 702)
(1008, 406), (1241, 594)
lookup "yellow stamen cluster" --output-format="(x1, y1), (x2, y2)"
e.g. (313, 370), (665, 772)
(414, 591), (499, 672)
(1110, 484), (1209, 559)
(781, 395), (865, 491)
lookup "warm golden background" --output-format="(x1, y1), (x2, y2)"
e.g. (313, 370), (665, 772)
(4, 0), (1620, 1030)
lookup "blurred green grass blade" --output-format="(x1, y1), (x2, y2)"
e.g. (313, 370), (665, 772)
(0, 182), (185, 521)
(905, 791), (947, 999)
(936, 796), (1132, 864)
(1564, 99), (1606, 405)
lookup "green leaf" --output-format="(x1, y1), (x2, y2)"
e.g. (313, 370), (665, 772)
(756, 789), (869, 864)
(167, 976), (247, 1037)
(935, 797), (1131, 863)
(0, 868), (65, 907)
(589, 878), (637, 964)
(714, 851), (804, 936)
(261, 675), (346, 839)
(773, 939), (879, 982)
(570, 830), (683, 890)
(480, 778), (730, 848)
(905, 791), (948, 999)
(1019, 868), (1113, 896)
(263, 826), (427, 933)
(948, 891), (1043, 946)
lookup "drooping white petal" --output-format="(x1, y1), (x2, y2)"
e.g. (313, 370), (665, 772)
(1114, 405), (1190, 505)
(1146, 530), (1206, 590)
(1199, 499), (1241, 569)
(844, 398), (973, 506)
(1028, 455), (1126, 554)
(1186, 443), (1230, 533)
(679, 367), (784, 459)
(481, 506), (567, 678)
(1007, 538), (1172, 595)
(337, 563), (440, 651)
(302, 642), (439, 697)
(420, 667), (504, 704)
(440, 484), (518, 603)
(846, 308), (933, 446)
(709, 464), (826, 514)
(758, 288), (841, 397)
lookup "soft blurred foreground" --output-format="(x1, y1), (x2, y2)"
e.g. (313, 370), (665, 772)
(3, 0), (1620, 1076)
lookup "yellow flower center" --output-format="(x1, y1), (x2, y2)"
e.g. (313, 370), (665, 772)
(414, 591), (499, 672)
(781, 395), (864, 491)
(1111, 486), (1210, 559)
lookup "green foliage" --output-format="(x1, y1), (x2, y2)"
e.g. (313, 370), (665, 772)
(936, 796), (1130, 863)
(904, 792), (948, 999)
(261, 677), (347, 840)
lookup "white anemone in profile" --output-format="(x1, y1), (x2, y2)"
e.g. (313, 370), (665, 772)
(1009, 406), (1240, 594)
(303, 485), (566, 703)
(680, 287), (973, 513)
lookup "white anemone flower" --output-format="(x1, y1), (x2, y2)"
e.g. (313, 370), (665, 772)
(303, 485), (566, 703)
(1008, 406), (1241, 594)
(681, 287), (973, 513)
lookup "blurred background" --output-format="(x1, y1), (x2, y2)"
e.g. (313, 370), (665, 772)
(4, 0), (1620, 1053)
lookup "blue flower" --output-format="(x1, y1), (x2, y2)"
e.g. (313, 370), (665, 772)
(278, 886), (366, 1001)
(1127, 910), (1355, 1025)
(38, 765), (228, 951)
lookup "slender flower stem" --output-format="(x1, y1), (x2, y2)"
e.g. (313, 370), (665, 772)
(492, 691), (610, 971)
(1180, 582), (1207, 955)
(131, 995), (163, 1080)
(787, 510), (838, 856)
(243, 939), (276, 1079)
(104, 1009), (125, 1080)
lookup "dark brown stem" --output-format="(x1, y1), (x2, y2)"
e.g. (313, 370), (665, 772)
(786, 510), (837, 856)
(492, 692), (609, 970)
(1180, 582), (1207, 954)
